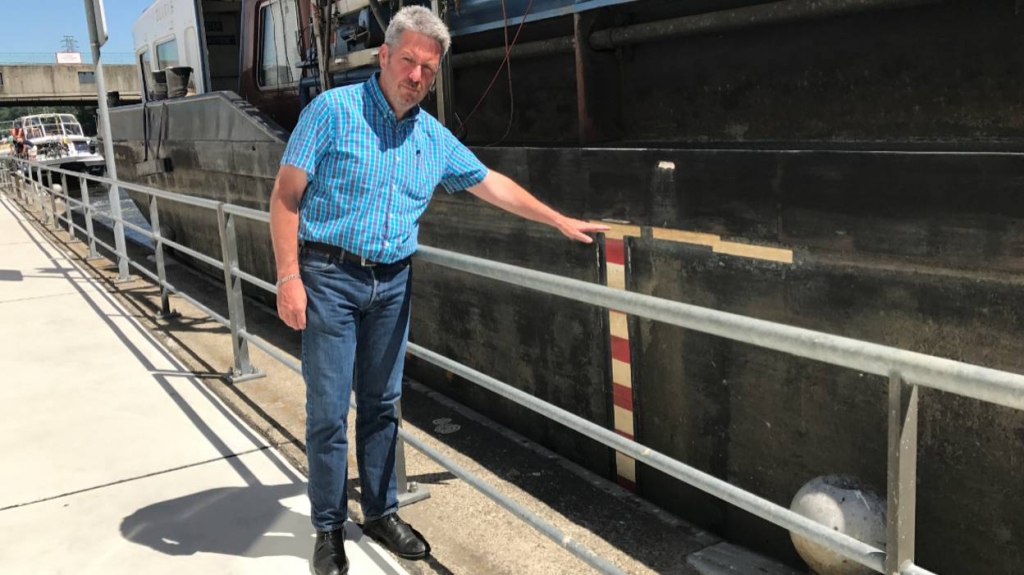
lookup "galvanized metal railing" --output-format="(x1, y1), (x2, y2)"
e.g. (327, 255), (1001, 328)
(3, 157), (1019, 575)
(0, 158), (616, 574)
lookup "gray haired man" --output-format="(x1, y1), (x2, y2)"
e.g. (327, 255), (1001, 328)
(270, 7), (606, 575)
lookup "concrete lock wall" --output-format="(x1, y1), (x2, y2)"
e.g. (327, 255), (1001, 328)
(0, 64), (140, 103)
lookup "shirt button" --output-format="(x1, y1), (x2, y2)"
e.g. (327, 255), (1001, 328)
(384, 241), (390, 247)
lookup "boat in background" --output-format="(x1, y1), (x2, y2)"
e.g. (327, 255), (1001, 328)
(11, 114), (105, 175)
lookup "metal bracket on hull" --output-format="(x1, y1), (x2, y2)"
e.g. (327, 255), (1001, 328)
(135, 157), (174, 177)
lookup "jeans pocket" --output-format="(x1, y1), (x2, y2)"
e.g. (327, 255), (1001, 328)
(299, 248), (334, 273)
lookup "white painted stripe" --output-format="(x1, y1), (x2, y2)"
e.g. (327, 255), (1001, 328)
(613, 405), (635, 436)
(609, 311), (629, 339)
(652, 228), (719, 247)
(615, 452), (637, 482)
(612, 359), (632, 388)
(652, 227), (794, 264)
(596, 222), (642, 241)
(607, 262), (626, 290)
(714, 241), (794, 264)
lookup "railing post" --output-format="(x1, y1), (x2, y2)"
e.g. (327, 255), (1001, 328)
(149, 195), (179, 320)
(14, 166), (22, 202)
(18, 167), (27, 203)
(38, 166), (46, 213)
(216, 204), (263, 383)
(886, 371), (918, 575)
(43, 168), (59, 230)
(395, 400), (430, 507)
(61, 171), (75, 241)
(109, 177), (131, 282)
(79, 175), (100, 260)
(18, 165), (27, 203)
(48, 169), (60, 231)
(35, 166), (43, 212)
(31, 165), (41, 211)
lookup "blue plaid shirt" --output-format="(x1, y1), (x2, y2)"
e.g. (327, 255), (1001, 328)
(281, 73), (488, 263)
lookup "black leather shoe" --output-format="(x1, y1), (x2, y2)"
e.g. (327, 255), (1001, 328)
(361, 513), (430, 559)
(311, 527), (349, 575)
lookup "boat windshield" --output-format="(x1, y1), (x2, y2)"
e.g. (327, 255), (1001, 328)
(59, 115), (84, 136)
(32, 115), (84, 138)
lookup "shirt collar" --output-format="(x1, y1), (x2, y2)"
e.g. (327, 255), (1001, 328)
(366, 72), (421, 125)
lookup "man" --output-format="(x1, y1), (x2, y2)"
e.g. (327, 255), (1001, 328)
(269, 7), (607, 575)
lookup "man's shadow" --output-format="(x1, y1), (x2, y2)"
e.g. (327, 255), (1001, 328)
(120, 482), (453, 574)
(120, 483), (315, 559)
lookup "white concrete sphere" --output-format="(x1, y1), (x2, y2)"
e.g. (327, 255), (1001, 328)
(789, 474), (886, 575)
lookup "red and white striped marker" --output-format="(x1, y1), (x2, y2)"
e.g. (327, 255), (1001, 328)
(602, 223), (641, 491)
(595, 213), (794, 492)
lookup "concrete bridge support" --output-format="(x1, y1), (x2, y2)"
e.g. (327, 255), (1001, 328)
(0, 64), (140, 106)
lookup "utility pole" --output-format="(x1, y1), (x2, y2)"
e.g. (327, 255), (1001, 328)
(83, 0), (129, 281)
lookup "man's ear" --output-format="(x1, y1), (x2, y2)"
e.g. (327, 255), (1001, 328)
(379, 43), (390, 67)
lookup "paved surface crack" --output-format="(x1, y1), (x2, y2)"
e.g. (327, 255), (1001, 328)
(0, 446), (275, 512)
(0, 287), (106, 306)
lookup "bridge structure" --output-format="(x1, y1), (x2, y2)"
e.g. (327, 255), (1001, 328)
(0, 60), (141, 106)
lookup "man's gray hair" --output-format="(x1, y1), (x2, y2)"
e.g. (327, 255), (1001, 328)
(384, 6), (451, 56)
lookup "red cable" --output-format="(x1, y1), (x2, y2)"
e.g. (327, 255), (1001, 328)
(456, 0), (535, 132)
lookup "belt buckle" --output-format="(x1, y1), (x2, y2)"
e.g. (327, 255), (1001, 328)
(360, 255), (376, 268)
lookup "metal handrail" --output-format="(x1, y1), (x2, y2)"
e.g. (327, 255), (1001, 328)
(414, 246), (1024, 412)
(4, 156), (1007, 574)
(0, 159), (627, 575)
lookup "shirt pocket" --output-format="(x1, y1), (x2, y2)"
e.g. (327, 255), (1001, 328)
(404, 148), (431, 201)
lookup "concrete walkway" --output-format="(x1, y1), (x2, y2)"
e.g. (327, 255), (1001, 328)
(0, 194), (407, 574)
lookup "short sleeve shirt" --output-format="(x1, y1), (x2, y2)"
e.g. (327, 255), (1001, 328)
(280, 73), (488, 263)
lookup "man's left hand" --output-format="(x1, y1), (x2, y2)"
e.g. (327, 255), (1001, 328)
(555, 217), (610, 244)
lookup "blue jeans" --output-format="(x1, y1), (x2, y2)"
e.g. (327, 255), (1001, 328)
(300, 246), (412, 532)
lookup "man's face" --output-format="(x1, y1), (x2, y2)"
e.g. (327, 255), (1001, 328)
(378, 30), (442, 116)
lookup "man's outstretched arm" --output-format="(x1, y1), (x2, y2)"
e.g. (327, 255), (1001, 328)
(467, 171), (608, 243)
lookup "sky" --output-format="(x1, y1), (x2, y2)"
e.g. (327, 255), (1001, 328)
(1, 0), (155, 60)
